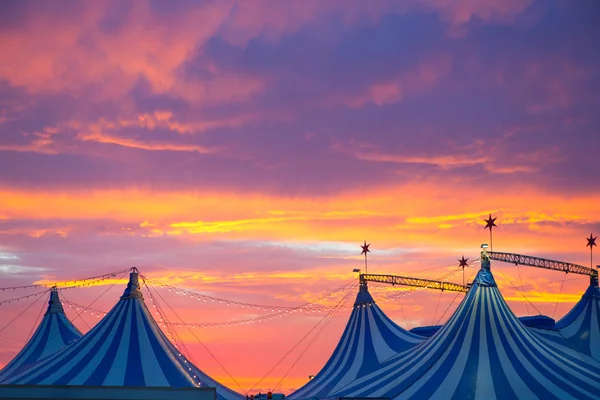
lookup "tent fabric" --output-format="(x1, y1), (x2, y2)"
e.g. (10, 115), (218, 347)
(288, 282), (424, 400)
(331, 253), (600, 400)
(554, 275), (600, 361)
(410, 315), (556, 338)
(2, 271), (198, 388)
(0, 288), (81, 383)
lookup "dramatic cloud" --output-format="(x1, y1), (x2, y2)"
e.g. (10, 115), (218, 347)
(1, 0), (599, 393)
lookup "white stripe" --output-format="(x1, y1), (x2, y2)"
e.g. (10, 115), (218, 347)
(64, 304), (128, 385)
(560, 304), (588, 338)
(135, 302), (169, 386)
(103, 301), (133, 385)
(373, 306), (423, 344)
(411, 289), (481, 399)
(0, 317), (50, 378)
(475, 290), (496, 400)
(329, 307), (367, 393)
(487, 288), (536, 400)
(368, 307), (397, 363)
(294, 309), (360, 397)
(496, 290), (600, 390)
(15, 303), (124, 384)
(341, 290), (476, 397)
(491, 290), (587, 399)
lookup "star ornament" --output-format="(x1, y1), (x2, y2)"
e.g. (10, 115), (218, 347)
(361, 241), (371, 255)
(587, 233), (597, 248)
(458, 256), (469, 268)
(484, 214), (497, 230)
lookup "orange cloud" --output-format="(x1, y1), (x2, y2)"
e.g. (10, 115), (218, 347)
(76, 132), (213, 154)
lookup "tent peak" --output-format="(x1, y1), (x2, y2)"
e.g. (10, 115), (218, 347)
(44, 287), (66, 315)
(121, 268), (143, 299)
(354, 281), (375, 306)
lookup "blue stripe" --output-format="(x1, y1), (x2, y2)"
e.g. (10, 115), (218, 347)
(124, 301), (145, 385)
(138, 302), (193, 388)
(84, 301), (129, 385)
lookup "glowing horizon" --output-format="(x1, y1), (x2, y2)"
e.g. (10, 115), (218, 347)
(1, 0), (600, 394)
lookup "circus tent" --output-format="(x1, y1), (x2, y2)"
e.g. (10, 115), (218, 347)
(553, 275), (600, 361)
(0, 287), (81, 383)
(2, 268), (243, 400)
(289, 281), (424, 400)
(329, 252), (600, 400)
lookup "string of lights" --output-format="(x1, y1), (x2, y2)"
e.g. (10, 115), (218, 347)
(142, 280), (247, 393)
(142, 275), (357, 312)
(0, 268), (131, 291)
(61, 282), (362, 329)
(0, 289), (50, 307)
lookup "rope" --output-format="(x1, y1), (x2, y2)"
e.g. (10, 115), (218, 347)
(0, 290), (48, 335)
(144, 281), (247, 395)
(60, 291), (91, 330)
(552, 273), (567, 319)
(0, 268), (131, 291)
(0, 290), (51, 306)
(435, 291), (462, 326)
(26, 296), (48, 342)
(248, 286), (356, 394)
(515, 264), (530, 315)
(398, 298), (410, 329)
(431, 291), (443, 325)
(434, 268), (478, 326)
(144, 276), (354, 312)
(66, 270), (129, 326)
(272, 289), (355, 393)
(497, 269), (542, 315)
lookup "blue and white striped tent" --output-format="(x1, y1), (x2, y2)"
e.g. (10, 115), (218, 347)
(331, 252), (600, 400)
(289, 282), (424, 399)
(3, 270), (200, 388)
(0, 287), (81, 383)
(553, 275), (600, 361)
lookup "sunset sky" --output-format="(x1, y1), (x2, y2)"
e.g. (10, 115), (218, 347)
(1, 0), (600, 394)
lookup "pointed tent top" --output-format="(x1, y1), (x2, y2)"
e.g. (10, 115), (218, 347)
(44, 286), (66, 315)
(0, 289), (81, 383)
(354, 281), (375, 306)
(332, 254), (600, 400)
(582, 275), (600, 300)
(590, 274), (599, 289)
(472, 248), (496, 287)
(121, 267), (143, 299)
(289, 279), (424, 400)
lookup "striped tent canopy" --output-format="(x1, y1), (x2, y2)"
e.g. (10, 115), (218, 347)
(331, 252), (600, 400)
(553, 275), (600, 361)
(0, 288), (81, 383)
(3, 269), (199, 388)
(411, 315), (556, 338)
(289, 282), (424, 400)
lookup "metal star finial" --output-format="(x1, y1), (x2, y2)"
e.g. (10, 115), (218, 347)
(458, 256), (469, 268)
(361, 241), (370, 255)
(484, 214), (497, 230)
(587, 233), (597, 248)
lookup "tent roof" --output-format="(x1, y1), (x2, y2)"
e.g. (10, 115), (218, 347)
(3, 271), (198, 388)
(289, 282), (423, 399)
(331, 253), (600, 400)
(0, 288), (81, 383)
(554, 275), (600, 361)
